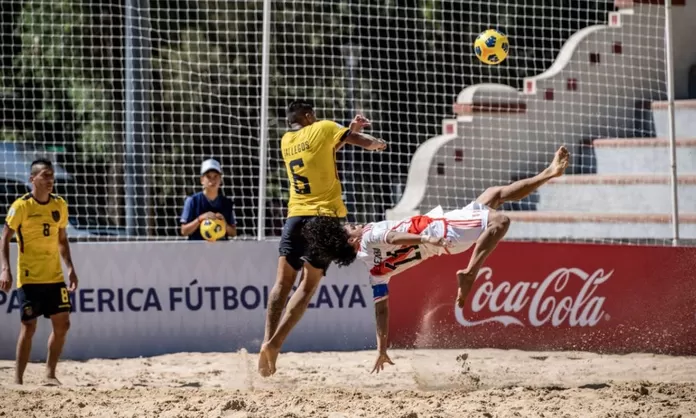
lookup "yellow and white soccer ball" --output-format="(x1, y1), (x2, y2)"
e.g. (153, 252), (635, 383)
(200, 218), (226, 241)
(474, 29), (509, 65)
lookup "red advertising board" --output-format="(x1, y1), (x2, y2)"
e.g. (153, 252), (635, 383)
(387, 241), (696, 355)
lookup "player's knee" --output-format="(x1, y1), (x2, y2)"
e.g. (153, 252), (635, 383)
(20, 321), (37, 338)
(489, 212), (511, 234)
(53, 318), (71, 336)
(477, 186), (503, 208)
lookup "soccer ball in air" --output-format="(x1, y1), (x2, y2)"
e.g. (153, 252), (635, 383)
(200, 218), (226, 241)
(474, 29), (509, 65)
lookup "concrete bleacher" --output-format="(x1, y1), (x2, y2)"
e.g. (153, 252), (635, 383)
(387, 0), (696, 241)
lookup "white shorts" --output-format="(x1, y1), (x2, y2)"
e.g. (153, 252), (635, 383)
(423, 202), (490, 256)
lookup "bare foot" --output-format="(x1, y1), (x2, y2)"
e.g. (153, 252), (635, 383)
(258, 343), (280, 377)
(13, 376), (23, 385)
(43, 376), (61, 386)
(456, 270), (477, 308)
(547, 146), (570, 178)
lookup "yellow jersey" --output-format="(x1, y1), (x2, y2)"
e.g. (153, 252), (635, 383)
(5, 193), (69, 288)
(281, 120), (350, 218)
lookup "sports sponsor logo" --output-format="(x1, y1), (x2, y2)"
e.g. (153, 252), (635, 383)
(455, 267), (611, 327)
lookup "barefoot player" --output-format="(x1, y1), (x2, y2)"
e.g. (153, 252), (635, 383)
(0, 158), (79, 385)
(302, 146), (570, 374)
(258, 100), (387, 377)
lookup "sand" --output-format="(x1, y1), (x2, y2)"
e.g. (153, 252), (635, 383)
(1, 349), (695, 418)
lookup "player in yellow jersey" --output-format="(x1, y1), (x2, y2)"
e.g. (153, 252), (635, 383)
(0, 159), (79, 385)
(258, 100), (387, 377)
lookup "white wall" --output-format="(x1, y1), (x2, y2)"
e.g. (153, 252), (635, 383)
(388, 3), (696, 218)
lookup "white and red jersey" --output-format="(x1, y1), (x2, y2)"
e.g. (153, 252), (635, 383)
(358, 203), (489, 302)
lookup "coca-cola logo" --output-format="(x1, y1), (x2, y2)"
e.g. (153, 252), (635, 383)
(455, 267), (612, 327)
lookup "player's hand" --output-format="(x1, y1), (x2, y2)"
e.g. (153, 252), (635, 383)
(214, 213), (225, 221)
(350, 114), (371, 132)
(371, 351), (395, 374)
(423, 236), (452, 248)
(200, 212), (217, 221)
(67, 269), (78, 292)
(0, 269), (12, 293)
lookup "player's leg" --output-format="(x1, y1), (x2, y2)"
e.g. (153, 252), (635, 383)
(475, 146), (569, 210)
(455, 147), (569, 306)
(456, 211), (510, 307)
(259, 262), (324, 376)
(259, 259), (299, 376)
(15, 319), (37, 385)
(15, 285), (40, 384)
(45, 311), (70, 384)
(263, 258), (299, 342)
(41, 282), (72, 384)
(258, 217), (303, 376)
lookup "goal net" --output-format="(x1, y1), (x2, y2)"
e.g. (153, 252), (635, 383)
(0, 0), (687, 245)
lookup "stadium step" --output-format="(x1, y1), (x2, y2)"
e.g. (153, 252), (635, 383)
(651, 100), (696, 138)
(593, 138), (696, 174)
(505, 211), (696, 241)
(537, 174), (696, 214)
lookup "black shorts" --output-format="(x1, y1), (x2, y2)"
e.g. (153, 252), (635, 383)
(17, 282), (72, 322)
(279, 216), (343, 275)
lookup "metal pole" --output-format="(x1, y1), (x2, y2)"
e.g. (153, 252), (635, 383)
(125, 0), (151, 238)
(343, 43), (357, 223)
(664, 0), (680, 246)
(256, 0), (272, 240)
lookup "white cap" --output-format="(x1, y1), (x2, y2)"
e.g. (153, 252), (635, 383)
(200, 158), (222, 175)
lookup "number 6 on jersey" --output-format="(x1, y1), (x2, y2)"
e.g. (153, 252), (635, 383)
(289, 158), (311, 195)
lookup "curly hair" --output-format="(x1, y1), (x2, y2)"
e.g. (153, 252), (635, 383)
(302, 217), (357, 267)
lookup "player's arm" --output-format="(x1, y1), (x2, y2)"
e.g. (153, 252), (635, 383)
(318, 118), (385, 152)
(57, 228), (75, 269)
(385, 231), (450, 247)
(2, 201), (26, 292)
(223, 201), (237, 238)
(179, 197), (204, 237)
(375, 298), (389, 354)
(338, 115), (385, 151)
(371, 282), (395, 374)
(343, 132), (387, 151)
(58, 202), (78, 291)
(58, 227), (78, 291)
(0, 224), (14, 293)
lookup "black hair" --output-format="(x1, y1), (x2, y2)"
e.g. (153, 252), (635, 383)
(287, 100), (314, 125)
(302, 217), (357, 267)
(30, 158), (53, 175)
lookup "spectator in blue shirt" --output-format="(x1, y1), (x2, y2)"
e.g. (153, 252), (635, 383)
(180, 159), (237, 240)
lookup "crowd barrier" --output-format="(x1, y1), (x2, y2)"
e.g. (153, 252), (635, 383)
(389, 242), (696, 356)
(1, 241), (695, 360)
(0, 241), (376, 360)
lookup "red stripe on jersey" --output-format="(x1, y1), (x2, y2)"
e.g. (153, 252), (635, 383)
(447, 219), (482, 229)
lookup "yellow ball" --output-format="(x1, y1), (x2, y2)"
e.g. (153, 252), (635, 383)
(474, 29), (509, 65)
(200, 218), (226, 241)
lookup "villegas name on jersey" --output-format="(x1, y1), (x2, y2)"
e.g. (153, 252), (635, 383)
(282, 141), (311, 158)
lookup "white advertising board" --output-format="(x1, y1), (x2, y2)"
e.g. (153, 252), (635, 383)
(0, 241), (376, 360)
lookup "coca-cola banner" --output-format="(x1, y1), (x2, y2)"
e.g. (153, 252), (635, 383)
(387, 242), (696, 355)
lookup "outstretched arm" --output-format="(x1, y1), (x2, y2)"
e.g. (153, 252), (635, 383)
(344, 132), (387, 151)
(375, 298), (389, 353)
(371, 297), (395, 373)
